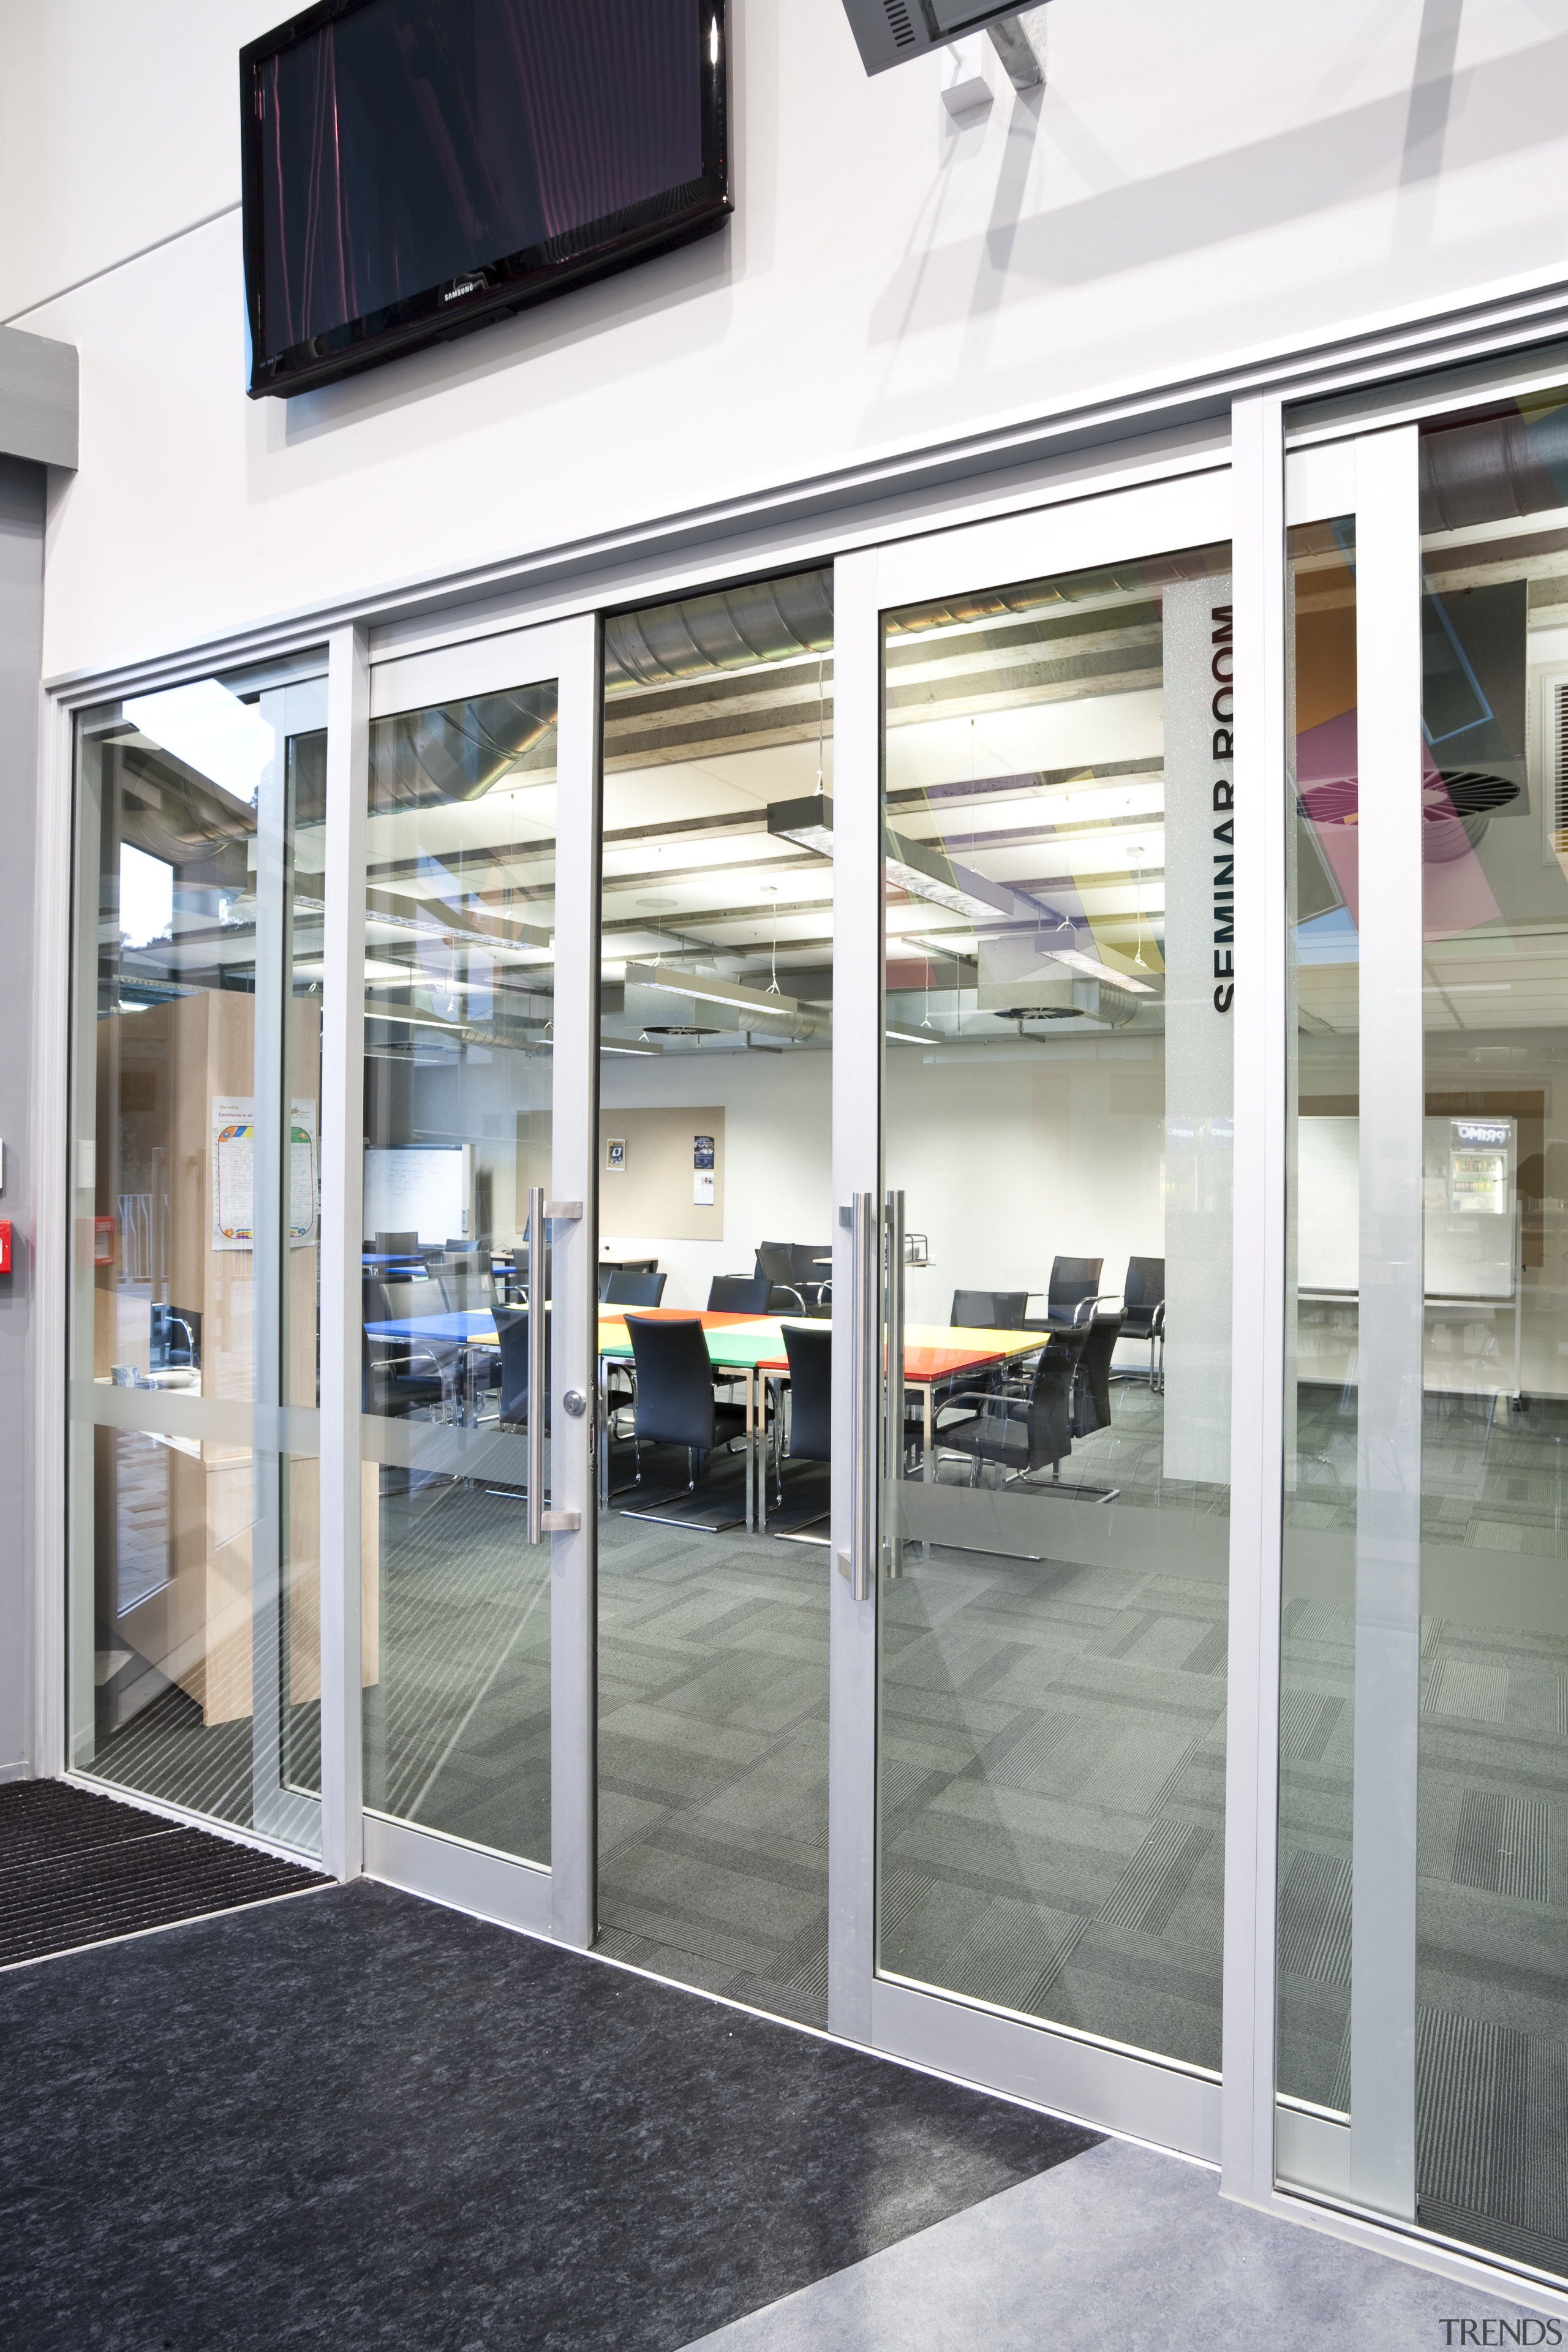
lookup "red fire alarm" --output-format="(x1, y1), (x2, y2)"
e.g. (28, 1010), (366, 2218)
(0, 1223), (12, 1275)
(92, 1216), (113, 1267)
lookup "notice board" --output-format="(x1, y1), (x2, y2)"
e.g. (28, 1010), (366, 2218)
(598, 1107), (725, 1240)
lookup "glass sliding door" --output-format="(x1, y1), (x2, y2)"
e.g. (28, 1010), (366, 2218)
(854, 478), (1232, 2127)
(359, 635), (565, 1872)
(592, 570), (835, 2024)
(67, 652), (330, 1851)
(1279, 398), (1568, 2288)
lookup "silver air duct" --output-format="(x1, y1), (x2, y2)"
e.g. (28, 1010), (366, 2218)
(369, 685), (558, 808)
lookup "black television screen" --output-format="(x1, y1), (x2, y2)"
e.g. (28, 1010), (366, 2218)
(241, 0), (729, 398)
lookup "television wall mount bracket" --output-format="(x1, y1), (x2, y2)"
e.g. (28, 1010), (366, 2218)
(840, 1), (1046, 85)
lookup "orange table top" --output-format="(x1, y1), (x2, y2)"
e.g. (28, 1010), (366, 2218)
(751, 1322), (1043, 1381)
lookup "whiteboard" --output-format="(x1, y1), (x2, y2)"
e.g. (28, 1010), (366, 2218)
(1297, 1115), (1516, 1300)
(363, 1147), (470, 1246)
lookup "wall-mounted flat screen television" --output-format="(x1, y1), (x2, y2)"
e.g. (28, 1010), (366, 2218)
(241, 0), (730, 398)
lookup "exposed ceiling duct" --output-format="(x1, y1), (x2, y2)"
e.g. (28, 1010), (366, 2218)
(369, 686), (558, 808)
(604, 551), (1226, 699)
(605, 572), (835, 690)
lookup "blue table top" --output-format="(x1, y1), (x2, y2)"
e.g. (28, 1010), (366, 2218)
(365, 1311), (499, 1343)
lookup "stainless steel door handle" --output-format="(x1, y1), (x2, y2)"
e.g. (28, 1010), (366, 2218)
(885, 1189), (905, 1578)
(839, 1190), (877, 1602)
(527, 1185), (546, 1546)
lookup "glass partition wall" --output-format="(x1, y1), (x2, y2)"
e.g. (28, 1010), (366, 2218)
(1278, 399), (1568, 2289)
(58, 402), (1568, 2301)
(67, 653), (329, 1849)
(359, 666), (559, 1868)
(876, 542), (1234, 2068)
(593, 571), (835, 2023)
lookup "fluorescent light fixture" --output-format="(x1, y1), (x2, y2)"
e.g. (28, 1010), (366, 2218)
(1047, 948), (1156, 996)
(886, 1026), (930, 1044)
(767, 794), (834, 856)
(769, 796), (1017, 930)
(601, 1037), (664, 1055)
(625, 961), (799, 1019)
(883, 827), (1015, 925)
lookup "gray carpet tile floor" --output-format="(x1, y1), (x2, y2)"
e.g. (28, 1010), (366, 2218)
(1280, 1385), (1568, 2279)
(0, 1879), (1098, 2352)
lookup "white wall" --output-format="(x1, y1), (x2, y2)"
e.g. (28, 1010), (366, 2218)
(599, 1047), (832, 1311)
(888, 1035), (1164, 1327)
(601, 1033), (1167, 1325)
(8, 2), (1568, 677)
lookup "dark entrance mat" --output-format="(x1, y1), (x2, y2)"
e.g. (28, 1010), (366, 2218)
(0, 1779), (330, 1967)
(0, 1879), (1101, 2352)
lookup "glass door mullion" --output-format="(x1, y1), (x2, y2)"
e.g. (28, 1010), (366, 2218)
(317, 624), (370, 1882)
(250, 687), (300, 1844)
(546, 613), (602, 1954)
(827, 547), (884, 2047)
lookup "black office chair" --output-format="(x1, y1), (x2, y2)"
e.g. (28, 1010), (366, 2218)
(491, 1307), (548, 1429)
(605, 1270), (667, 1307)
(483, 1306), (545, 1498)
(935, 1321), (1114, 1499)
(363, 1279), (452, 1417)
(709, 1272), (771, 1313)
(771, 1320), (832, 1541)
(374, 1229), (420, 1257)
(1118, 1256), (1166, 1391)
(782, 1321), (832, 1465)
(788, 1243), (833, 1311)
(1075, 1309), (1126, 1438)
(1023, 1256), (1106, 1333)
(620, 1315), (752, 1528)
(756, 1241), (809, 1314)
(950, 1289), (1028, 1329)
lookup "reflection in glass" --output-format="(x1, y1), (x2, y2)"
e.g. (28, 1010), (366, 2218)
(67, 654), (328, 1849)
(592, 570), (835, 2026)
(358, 677), (557, 1866)
(1411, 403), (1568, 2277)
(876, 544), (1233, 2068)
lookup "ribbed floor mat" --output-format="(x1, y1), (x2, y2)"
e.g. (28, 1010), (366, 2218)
(0, 1780), (330, 1967)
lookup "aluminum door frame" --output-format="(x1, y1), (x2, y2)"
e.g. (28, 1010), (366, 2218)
(829, 466), (1236, 2159)
(348, 613), (602, 1946)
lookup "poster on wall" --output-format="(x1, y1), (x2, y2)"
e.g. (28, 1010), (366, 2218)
(211, 1097), (319, 1250)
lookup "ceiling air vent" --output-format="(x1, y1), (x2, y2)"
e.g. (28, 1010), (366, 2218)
(1539, 668), (1568, 862)
(884, 0), (916, 43)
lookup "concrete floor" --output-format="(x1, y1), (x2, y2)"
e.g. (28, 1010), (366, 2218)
(684, 2138), (1547, 2352)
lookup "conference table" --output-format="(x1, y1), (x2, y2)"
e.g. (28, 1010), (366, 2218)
(364, 1303), (1045, 1534)
(597, 1309), (1044, 1532)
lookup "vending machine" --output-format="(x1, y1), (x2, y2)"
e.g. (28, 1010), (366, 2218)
(1423, 1117), (1516, 1298)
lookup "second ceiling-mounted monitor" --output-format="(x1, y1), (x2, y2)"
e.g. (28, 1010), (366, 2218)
(839, 0), (1046, 78)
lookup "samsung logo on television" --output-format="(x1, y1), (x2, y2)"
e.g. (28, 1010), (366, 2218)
(443, 278), (487, 304)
